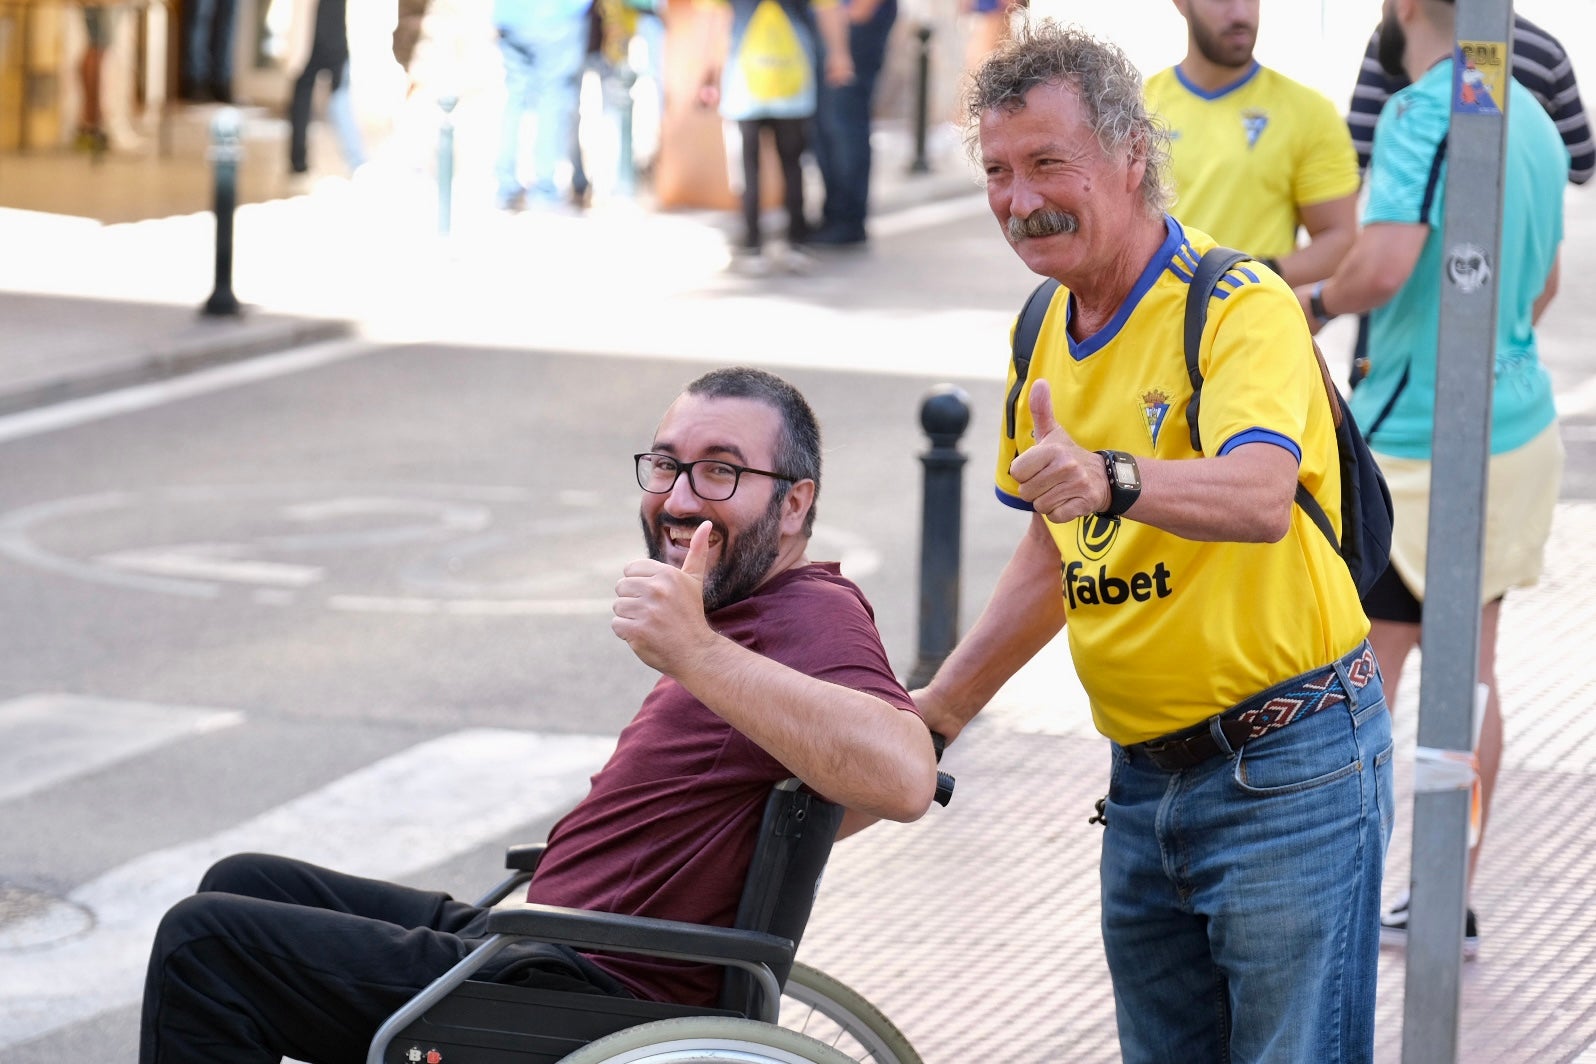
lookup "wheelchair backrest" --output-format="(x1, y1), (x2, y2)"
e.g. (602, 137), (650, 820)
(717, 778), (844, 1015)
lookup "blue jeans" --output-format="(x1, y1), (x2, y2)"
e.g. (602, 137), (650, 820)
(1101, 649), (1394, 1064)
(813, 0), (896, 236)
(496, 16), (589, 204)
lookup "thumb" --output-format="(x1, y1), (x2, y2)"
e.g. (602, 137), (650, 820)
(1028, 378), (1061, 439)
(681, 520), (713, 582)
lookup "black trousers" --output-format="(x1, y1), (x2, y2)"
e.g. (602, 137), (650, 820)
(139, 853), (625, 1064)
(738, 117), (808, 251)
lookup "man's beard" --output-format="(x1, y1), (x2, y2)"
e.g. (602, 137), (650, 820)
(1007, 208), (1079, 243)
(643, 494), (784, 613)
(1377, 8), (1408, 80)
(1191, 16), (1254, 69)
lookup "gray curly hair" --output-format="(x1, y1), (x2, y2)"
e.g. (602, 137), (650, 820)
(963, 19), (1174, 217)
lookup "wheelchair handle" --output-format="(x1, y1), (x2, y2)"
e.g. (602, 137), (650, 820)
(934, 770), (954, 807)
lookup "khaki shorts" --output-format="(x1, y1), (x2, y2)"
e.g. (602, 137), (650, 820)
(1375, 421), (1563, 604)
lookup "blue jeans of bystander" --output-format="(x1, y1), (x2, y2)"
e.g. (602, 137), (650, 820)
(812, 0), (896, 241)
(496, 16), (589, 206)
(1101, 649), (1394, 1064)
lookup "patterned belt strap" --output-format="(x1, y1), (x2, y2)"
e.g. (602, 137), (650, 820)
(1230, 647), (1378, 743)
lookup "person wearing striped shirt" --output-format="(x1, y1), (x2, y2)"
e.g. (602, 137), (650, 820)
(1346, 11), (1593, 185)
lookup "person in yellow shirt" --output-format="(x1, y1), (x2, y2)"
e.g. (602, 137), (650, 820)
(1145, 0), (1359, 286)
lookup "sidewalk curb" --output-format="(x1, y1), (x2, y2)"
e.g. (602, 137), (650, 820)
(0, 313), (354, 418)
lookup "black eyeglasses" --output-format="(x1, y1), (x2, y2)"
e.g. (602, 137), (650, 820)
(634, 452), (797, 501)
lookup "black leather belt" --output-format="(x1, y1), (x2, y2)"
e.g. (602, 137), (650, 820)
(1125, 643), (1378, 772)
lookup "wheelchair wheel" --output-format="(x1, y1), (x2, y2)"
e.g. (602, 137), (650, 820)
(779, 962), (923, 1064)
(556, 1015), (857, 1063)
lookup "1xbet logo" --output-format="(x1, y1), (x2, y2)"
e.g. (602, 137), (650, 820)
(1065, 513), (1173, 607)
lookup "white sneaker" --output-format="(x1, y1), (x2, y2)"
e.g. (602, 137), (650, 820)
(775, 244), (817, 275)
(728, 249), (771, 277)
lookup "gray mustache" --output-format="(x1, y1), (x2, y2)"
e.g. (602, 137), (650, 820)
(1007, 209), (1079, 241)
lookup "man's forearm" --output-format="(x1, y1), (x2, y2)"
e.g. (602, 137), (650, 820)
(914, 515), (1066, 741)
(672, 640), (937, 823)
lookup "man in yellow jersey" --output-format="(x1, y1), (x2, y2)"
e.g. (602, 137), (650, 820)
(1145, 0), (1359, 286)
(914, 20), (1391, 1064)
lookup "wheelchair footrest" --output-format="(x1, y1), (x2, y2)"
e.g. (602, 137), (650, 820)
(386, 979), (742, 1064)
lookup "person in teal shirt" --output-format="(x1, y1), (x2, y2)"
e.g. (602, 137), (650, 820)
(1294, 0), (1566, 958)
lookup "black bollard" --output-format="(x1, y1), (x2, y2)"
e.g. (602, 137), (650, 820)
(438, 94), (458, 237)
(906, 385), (970, 690)
(202, 107), (242, 317)
(909, 24), (933, 175)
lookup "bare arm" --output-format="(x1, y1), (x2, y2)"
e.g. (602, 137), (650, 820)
(911, 513), (1067, 744)
(613, 523), (937, 823)
(1276, 193), (1358, 287)
(1011, 380), (1300, 544)
(815, 1), (853, 86)
(1294, 220), (1428, 333)
(1534, 252), (1561, 324)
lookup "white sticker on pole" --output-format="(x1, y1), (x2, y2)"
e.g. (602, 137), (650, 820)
(1412, 683), (1487, 847)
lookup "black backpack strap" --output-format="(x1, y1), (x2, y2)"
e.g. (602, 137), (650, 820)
(1183, 247), (1251, 452)
(1294, 481), (1340, 553)
(1005, 278), (1062, 440)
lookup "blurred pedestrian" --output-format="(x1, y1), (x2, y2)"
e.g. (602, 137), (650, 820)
(808, 0), (892, 248)
(180, 0), (237, 102)
(1145, 0), (1358, 286)
(1347, 10), (1593, 185)
(916, 20), (1389, 1063)
(75, 4), (115, 152)
(958, 0), (1021, 80)
(698, 0), (852, 272)
(1294, 0), (1567, 961)
(287, 0), (366, 180)
(494, 0), (592, 211)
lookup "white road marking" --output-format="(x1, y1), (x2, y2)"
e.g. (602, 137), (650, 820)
(98, 543), (325, 587)
(0, 727), (613, 1049)
(0, 338), (374, 445)
(0, 695), (243, 804)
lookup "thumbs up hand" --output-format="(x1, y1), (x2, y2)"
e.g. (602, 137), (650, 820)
(612, 520), (718, 672)
(1008, 379), (1112, 524)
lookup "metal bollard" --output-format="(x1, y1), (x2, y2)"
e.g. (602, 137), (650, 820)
(611, 61), (639, 198)
(202, 107), (242, 317)
(906, 385), (970, 690)
(909, 23), (933, 175)
(437, 94), (458, 237)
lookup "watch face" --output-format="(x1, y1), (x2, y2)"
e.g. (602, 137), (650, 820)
(1112, 455), (1141, 489)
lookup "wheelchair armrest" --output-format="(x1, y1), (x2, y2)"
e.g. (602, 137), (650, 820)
(505, 843), (546, 873)
(485, 903), (796, 972)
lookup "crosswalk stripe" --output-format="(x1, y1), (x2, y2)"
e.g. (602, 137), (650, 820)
(0, 727), (613, 1049)
(0, 695), (243, 804)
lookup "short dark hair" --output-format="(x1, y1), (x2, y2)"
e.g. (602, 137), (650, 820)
(684, 367), (822, 535)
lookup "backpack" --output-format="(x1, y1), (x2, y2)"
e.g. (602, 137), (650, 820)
(1004, 247), (1394, 597)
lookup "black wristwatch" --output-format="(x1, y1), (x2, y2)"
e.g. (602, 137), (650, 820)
(1096, 450), (1142, 517)
(1309, 281), (1334, 324)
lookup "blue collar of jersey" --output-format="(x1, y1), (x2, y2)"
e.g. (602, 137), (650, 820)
(1066, 215), (1187, 362)
(1173, 60), (1262, 101)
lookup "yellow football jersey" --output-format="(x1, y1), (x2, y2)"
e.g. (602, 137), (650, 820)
(1145, 63), (1359, 262)
(995, 219), (1369, 745)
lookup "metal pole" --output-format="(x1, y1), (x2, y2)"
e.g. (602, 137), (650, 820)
(1401, 0), (1511, 1060)
(909, 24), (932, 175)
(613, 61), (638, 198)
(906, 385), (969, 690)
(437, 94), (458, 237)
(202, 106), (242, 317)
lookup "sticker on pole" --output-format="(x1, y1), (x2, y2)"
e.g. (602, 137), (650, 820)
(1454, 41), (1506, 116)
(1445, 243), (1492, 293)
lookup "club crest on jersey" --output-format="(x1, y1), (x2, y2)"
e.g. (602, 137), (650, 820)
(1141, 389), (1170, 448)
(1242, 109), (1268, 150)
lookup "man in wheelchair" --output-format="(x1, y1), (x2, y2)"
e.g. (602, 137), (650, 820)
(139, 367), (941, 1064)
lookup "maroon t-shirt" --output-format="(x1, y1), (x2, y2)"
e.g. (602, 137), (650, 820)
(525, 562), (918, 1006)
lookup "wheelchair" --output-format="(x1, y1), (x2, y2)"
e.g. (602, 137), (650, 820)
(366, 773), (952, 1064)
